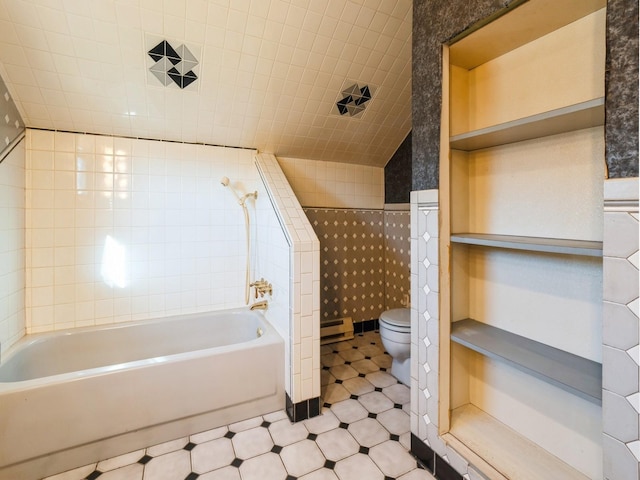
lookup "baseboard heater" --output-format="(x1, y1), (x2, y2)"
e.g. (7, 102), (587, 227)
(320, 317), (354, 345)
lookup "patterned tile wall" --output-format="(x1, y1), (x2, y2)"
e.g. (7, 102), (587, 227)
(0, 136), (25, 351)
(0, 72), (24, 158)
(602, 178), (640, 480)
(304, 207), (410, 324)
(305, 208), (385, 323)
(384, 210), (410, 310)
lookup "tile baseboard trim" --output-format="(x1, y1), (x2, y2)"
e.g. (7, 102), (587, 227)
(286, 393), (321, 422)
(354, 318), (379, 333)
(411, 434), (463, 480)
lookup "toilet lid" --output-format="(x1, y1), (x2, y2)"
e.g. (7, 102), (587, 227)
(379, 308), (411, 328)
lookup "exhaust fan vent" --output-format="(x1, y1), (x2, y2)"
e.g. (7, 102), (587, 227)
(146, 36), (200, 90)
(333, 81), (377, 119)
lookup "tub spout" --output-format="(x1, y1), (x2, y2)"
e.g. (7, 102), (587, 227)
(250, 300), (268, 311)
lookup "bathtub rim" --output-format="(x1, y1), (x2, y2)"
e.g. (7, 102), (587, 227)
(0, 307), (279, 390)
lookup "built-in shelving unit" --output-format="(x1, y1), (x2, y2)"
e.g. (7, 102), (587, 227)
(450, 233), (603, 257)
(451, 319), (602, 404)
(449, 98), (604, 151)
(440, 0), (606, 478)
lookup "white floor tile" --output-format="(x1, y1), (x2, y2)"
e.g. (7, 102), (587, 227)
(321, 353), (345, 367)
(356, 344), (384, 358)
(316, 428), (360, 461)
(42, 464), (96, 480)
(383, 383), (411, 404)
(398, 468), (437, 479)
(197, 466), (242, 480)
(329, 364), (359, 380)
(191, 438), (235, 474)
(97, 450), (145, 472)
(299, 468), (340, 480)
(370, 440), (418, 478)
(371, 353), (392, 369)
(350, 359), (380, 375)
(269, 418), (309, 446)
(334, 454), (384, 480)
(231, 426), (273, 459)
(358, 390), (394, 413)
(99, 464), (143, 480)
(365, 371), (398, 388)
(228, 416), (264, 433)
(146, 437), (188, 457)
(342, 376), (375, 396)
(329, 398), (369, 423)
(280, 440), (326, 477)
(191, 426), (228, 444)
(323, 383), (351, 404)
(142, 450), (190, 480)
(303, 409), (340, 434)
(238, 452), (287, 480)
(263, 410), (289, 423)
(348, 418), (390, 447)
(336, 348), (365, 363)
(377, 408), (410, 435)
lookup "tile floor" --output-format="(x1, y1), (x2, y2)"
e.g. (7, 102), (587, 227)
(44, 331), (434, 480)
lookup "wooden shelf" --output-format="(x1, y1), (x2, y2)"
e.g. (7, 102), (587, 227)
(450, 405), (591, 480)
(449, 98), (604, 151)
(449, 0), (606, 69)
(451, 319), (602, 404)
(450, 233), (603, 257)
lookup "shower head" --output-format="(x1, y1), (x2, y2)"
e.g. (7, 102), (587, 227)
(220, 176), (257, 205)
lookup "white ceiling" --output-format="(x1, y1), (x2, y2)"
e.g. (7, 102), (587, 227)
(0, 0), (412, 167)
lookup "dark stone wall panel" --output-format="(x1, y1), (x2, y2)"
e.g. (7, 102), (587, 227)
(385, 131), (412, 204)
(605, 0), (639, 178)
(412, 0), (515, 191)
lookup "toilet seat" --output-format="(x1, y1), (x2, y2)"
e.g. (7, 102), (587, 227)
(379, 308), (411, 333)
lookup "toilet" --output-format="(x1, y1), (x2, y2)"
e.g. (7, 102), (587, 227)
(379, 308), (411, 385)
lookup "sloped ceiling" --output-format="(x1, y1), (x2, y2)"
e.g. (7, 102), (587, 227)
(0, 0), (412, 167)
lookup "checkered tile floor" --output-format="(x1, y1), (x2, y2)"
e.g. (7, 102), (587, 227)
(44, 331), (434, 480)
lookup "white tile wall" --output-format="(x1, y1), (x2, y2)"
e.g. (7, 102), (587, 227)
(602, 177), (640, 480)
(410, 190), (439, 444)
(255, 153), (320, 403)
(25, 128), (258, 332)
(0, 135), (26, 351)
(277, 156), (384, 209)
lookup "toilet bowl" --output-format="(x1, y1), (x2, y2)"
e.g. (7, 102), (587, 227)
(379, 308), (411, 385)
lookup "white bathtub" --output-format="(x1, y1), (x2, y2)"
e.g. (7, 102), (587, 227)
(0, 309), (284, 480)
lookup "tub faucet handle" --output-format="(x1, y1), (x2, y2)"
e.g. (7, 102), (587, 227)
(250, 278), (272, 298)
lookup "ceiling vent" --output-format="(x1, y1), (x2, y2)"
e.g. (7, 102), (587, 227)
(146, 36), (200, 90)
(333, 81), (377, 118)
